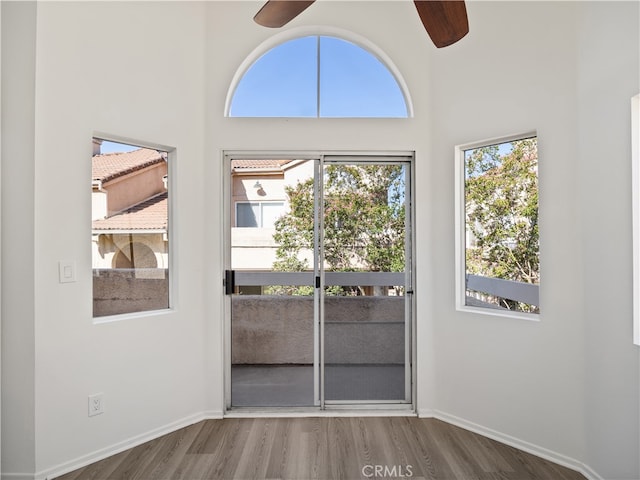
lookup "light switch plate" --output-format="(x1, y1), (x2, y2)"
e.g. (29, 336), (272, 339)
(58, 260), (76, 283)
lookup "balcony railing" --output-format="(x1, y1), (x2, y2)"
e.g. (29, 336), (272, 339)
(465, 273), (539, 310)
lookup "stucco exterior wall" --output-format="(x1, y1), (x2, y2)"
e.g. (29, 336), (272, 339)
(93, 270), (169, 317)
(103, 162), (167, 217)
(92, 233), (168, 269)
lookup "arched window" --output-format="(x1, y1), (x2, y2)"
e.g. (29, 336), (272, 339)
(226, 30), (411, 118)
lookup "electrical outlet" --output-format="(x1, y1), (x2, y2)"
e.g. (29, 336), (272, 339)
(88, 393), (104, 417)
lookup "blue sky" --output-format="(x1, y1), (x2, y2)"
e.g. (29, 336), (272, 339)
(99, 140), (141, 154)
(230, 35), (408, 118)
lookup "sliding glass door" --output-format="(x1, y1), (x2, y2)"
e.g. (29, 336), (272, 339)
(226, 154), (413, 409)
(321, 159), (411, 404)
(227, 158), (317, 407)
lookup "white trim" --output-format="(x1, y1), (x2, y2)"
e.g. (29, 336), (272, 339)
(455, 131), (538, 155)
(457, 304), (540, 322)
(92, 132), (174, 155)
(224, 26), (413, 118)
(631, 93), (640, 346)
(90, 134), (177, 321)
(454, 131), (539, 321)
(580, 464), (607, 480)
(91, 306), (175, 325)
(427, 410), (604, 480)
(37, 412), (208, 480)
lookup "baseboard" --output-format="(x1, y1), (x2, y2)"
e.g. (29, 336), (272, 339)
(579, 463), (606, 480)
(415, 407), (436, 418)
(17, 408), (607, 480)
(203, 409), (224, 419)
(37, 412), (207, 480)
(430, 410), (603, 480)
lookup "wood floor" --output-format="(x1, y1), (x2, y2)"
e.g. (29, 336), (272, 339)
(55, 417), (586, 480)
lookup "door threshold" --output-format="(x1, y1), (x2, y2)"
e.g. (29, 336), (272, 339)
(224, 405), (416, 418)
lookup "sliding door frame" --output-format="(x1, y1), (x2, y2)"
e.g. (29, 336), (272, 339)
(223, 150), (416, 413)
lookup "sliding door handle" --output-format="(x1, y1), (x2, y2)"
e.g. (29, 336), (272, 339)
(224, 270), (235, 295)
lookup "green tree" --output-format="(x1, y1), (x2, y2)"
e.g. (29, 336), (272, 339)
(465, 138), (539, 312)
(268, 164), (406, 296)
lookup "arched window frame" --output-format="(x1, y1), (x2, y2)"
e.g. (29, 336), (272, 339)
(224, 26), (414, 118)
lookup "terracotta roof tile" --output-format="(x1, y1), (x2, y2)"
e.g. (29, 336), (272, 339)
(232, 159), (292, 170)
(93, 192), (167, 231)
(93, 148), (165, 183)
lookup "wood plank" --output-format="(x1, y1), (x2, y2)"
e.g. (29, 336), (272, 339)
(232, 417), (277, 479)
(135, 423), (204, 480)
(54, 417), (586, 480)
(201, 418), (253, 479)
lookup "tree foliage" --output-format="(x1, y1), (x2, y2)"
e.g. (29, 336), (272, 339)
(465, 138), (539, 312)
(268, 164), (406, 296)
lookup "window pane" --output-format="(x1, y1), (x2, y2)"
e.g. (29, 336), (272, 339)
(319, 36), (407, 118)
(228, 35), (409, 118)
(261, 202), (284, 228)
(463, 137), (539, 314)
(230, 36), (318, 117)
(92, 138), (170, 318)
(237, 203), (260, 227)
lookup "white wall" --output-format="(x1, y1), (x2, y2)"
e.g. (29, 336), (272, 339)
(2, 2), (208, 477)
(428, 2), (639, 479)
(429, 0), (588, 463)
(0, 1), (638, 479)
(577, 3), (640, 478)
(1, 2), (37, 476)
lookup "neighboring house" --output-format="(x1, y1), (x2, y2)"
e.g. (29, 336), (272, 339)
(231, 158), (314, 271)
(91, 140), (169, 273)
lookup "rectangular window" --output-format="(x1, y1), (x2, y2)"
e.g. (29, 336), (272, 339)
(236, 201), (284, 228)
(92, 137), (171, 318)
(456, 133), (540, 317)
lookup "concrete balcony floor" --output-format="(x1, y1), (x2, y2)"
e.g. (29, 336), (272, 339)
(231, 364), (405, 407)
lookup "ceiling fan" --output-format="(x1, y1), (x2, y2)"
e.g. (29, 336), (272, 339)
(253, 0), (469, 48)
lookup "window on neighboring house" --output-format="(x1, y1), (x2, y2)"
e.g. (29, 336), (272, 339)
(227, 34), (410, 118)
(456, 134), (540, 317)
(236, 201), (285, 228)
(92, 137), (171, 319)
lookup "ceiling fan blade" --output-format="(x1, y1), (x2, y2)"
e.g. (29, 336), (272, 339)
(254, 0), (316, 28)
(414, 0), (469, 48)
